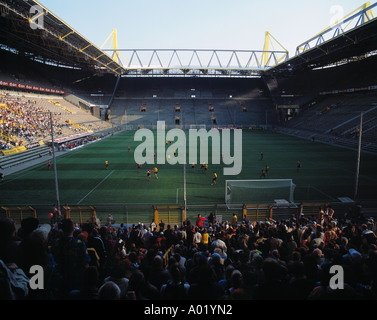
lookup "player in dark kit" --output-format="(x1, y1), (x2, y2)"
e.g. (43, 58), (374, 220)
(147, 170), (152, 181)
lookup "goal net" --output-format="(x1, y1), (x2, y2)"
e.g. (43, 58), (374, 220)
(225, 179), (296, 207)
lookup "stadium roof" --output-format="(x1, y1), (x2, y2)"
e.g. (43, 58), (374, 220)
(269, 2), (377, 73)
(1, 0), (377, 78)
(0, 0), (290, 78)
(0, 0), (126, 75)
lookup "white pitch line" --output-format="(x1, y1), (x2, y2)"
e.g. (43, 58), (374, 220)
(77, 170), (115, 204)
(176, 188), (179, 204)
(310, 185), (334, 200)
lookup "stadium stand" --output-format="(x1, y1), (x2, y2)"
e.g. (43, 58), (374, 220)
(0, 144), (50, 170)
(108, 77), (277, 129)
(272, 91), (377, 153)
(0, 90), (113, 149)
(264, 52), (377, 153)
(279, 93), (376, 133)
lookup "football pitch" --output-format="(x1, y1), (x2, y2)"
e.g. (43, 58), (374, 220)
(1, 130), (377, 210)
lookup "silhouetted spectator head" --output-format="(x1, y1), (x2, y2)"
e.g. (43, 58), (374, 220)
(18, 217), (39, 239)
(0, 217), (16, 261)
(61, 219), (74, 236)
(262, 257), (287, 281)
(98, 281), (121, 300)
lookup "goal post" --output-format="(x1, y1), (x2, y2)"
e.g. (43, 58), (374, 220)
(225, 179), (296, 208)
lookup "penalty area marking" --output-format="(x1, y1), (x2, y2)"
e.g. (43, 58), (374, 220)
(310, 185), (335, 200)
(77, 170), (115, 205)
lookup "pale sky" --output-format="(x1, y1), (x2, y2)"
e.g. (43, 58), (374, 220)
(40, 0), (371, 57)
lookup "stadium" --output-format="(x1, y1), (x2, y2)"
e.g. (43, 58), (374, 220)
(1, 0), (377, 301)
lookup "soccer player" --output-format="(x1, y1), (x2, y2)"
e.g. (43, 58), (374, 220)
(297, 160), (301, 171)
(191, 162), (195, 169)
(137, 163), (141, 173)
(105, 160), (109, 170)
(265, 165), (270, 174)
(0, 172), (4, 182)
(260, 152), (263, 160)
(153, 167), (159, 179)
(147, 169), (152, 181)
(201, 162), (208, 173)
(47, 160), (51, 171)
(128, 146), (131, 152)
(211, 171), (218, 185)
(260, 168), (266, 179)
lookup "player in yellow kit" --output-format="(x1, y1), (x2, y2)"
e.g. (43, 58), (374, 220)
(211, 171), (218, 185)
(153, 167), (159, 179)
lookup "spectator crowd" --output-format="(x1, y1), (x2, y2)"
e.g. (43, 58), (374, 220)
(0, 95), (55, 146)
(0, 93), (88, 149)
(1, 207), (377, 300)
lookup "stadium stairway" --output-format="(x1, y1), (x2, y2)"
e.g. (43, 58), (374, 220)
(0, 145), (50, 171)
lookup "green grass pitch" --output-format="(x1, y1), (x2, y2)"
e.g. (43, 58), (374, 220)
(1, 130), (377, 209)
